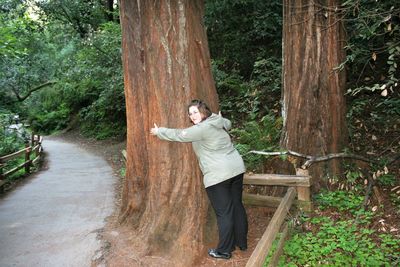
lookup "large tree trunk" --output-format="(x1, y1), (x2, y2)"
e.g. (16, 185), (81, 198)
(119, 1), (218, 266)
(281, 0), (347, 190)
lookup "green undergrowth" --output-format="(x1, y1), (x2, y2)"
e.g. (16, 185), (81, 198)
(264, 189), (400, 266)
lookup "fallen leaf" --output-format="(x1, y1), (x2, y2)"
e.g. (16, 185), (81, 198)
(391, 186), (400, 191)
(372, 52), (377, 61)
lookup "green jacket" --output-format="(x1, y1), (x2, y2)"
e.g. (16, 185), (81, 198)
(156, 113), (245, 188)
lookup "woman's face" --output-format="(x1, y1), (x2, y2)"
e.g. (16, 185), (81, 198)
(188, 106), (203, 125)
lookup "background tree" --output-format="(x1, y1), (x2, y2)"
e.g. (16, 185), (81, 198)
(119, 0), (219, 265)
(0, 0), (126, 138)
(281, 0), (348, 189)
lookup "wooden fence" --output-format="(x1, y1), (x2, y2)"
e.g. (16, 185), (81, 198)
(0, 134), (43, 190)
(244, 169), (311, 267)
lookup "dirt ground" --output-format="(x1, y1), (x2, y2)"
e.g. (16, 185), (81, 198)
(57, 130), (274, 267)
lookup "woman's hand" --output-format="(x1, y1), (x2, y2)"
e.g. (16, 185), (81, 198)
(150, 123), (159, 135)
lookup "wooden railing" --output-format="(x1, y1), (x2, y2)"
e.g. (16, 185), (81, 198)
(0, 134), (43, 190)
(244, 169), (311, 267)
(243, 169), (312, 211)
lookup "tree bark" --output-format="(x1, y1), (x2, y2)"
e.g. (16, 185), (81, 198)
(281, 0), (347, 189)
(119, 1), (218, 265)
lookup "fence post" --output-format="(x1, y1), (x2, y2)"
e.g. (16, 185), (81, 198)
(0, 163), (4, 192)
(0, 163), (3, 180)
(25, 142), (31, 174)
(31, 132), (35, 146)
(295, 168), (312, 211)
(35, 134), (40, 158)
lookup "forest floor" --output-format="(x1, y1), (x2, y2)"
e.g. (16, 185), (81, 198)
(56, 128), (400, 267)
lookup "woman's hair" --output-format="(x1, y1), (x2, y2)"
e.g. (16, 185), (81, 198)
(187, 99), (212, 120)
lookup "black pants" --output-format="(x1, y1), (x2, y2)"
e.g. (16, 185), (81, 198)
(206, 173), (248, 253)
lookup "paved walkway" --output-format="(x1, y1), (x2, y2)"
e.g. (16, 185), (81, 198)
(0, 138), (116, 267)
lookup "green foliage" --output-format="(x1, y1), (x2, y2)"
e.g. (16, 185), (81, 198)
(343, 1), (400, 97)
(274, 190), (400, 266)
(280, 218), (399, 266)
(214, 57), (281, 123)
(205, 0), (282, 76)
(1, 1), (125, 139)
(35, 0), (109, 38)
(315, 190), (364, 213)
(389, 192), (400, 215)
(262, 232), (282, 267)
(231, 114), (282, 171)
(30, 104), (70, 134)
(377, 173), (396, 186)
(0, 112), (27, 156)
(251, 57), (282, 92)
(0, 3), (56, 113)
(0, 133), (25, 157)
(120, 167), (126, 178)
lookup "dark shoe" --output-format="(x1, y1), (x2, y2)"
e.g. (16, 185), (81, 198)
(238, 246), (247, 251)
(208, 248), (231, 259)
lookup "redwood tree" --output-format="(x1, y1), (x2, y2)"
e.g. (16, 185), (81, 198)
(281, 0), (348, 188)
(119, 0), (218, 265)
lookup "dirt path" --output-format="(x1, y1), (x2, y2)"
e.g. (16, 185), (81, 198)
(0, 137), (116, 267)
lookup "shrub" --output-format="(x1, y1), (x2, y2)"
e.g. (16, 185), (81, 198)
(231, 114), (282, 171)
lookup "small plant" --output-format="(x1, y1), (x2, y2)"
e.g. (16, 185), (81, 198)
(377, 173), (396, 187)
(314, 190), (364, 213)
(274, 189), (400, 266)
(120, 167), (126, 177)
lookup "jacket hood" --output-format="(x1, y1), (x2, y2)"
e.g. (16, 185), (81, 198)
(203, 113), (224, 128)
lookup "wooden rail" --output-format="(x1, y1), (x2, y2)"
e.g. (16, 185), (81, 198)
(243, 169), (312, 266)
(0, 134), (43, 190)
(246, 187), (296, 267)
(243, 169), (312, 211)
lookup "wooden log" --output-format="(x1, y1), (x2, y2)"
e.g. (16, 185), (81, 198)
(25, 142), (31, 174)
(246, 187), (296, 267)
(32, 143), (41, 159)
(0, 179), (5, 193)
(244, 173), (311, 187)
(0, 163), (3, 180)
(3, 160), (32, 177)
(122, 149), (127, 161)
(295, 169), (312, 211)
(0, 146), (31, 163)
(268, 222), (290, 267)
(32, 155), (41, 165)
(243, 192), (309, 210)
(32, 144), (40, 152)
(31, 133), (35, 147)
(243, 193), (282, 208)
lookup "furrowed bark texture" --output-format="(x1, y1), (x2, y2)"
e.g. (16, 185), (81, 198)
(119, 0), (218, 266)
(281, 0), (347, 189)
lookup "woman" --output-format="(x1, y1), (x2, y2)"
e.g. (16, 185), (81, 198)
(150, 99), (248, 260)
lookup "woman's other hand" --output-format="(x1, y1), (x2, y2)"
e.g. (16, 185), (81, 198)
(150, 123), (159, 135)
